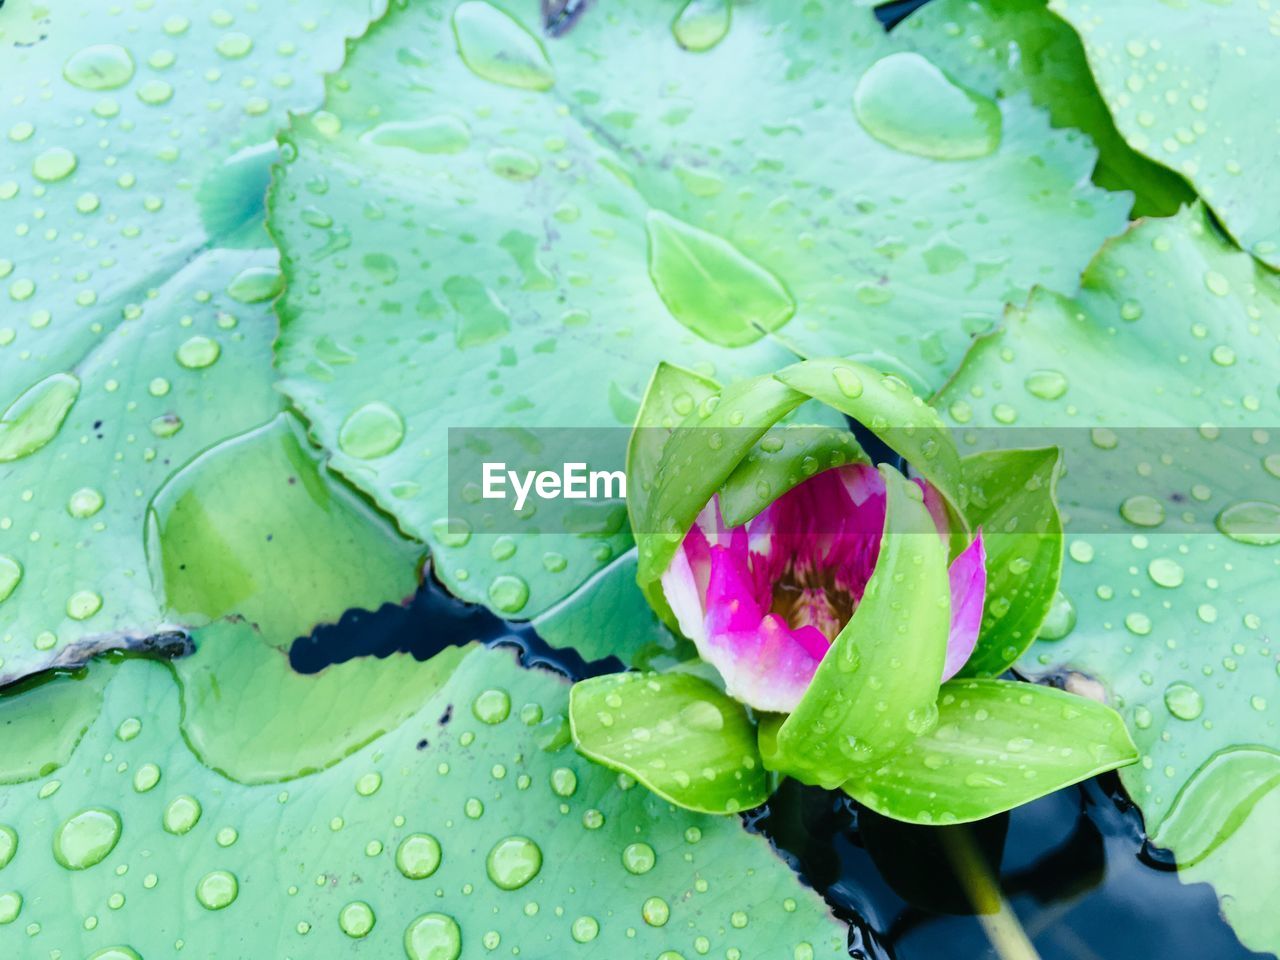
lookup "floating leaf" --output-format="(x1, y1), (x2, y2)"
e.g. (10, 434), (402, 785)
(269, 0), (1127, 618)
(898, 0), (1193, 217)
(1049, 0), (1280, 266)
(0, 643), (847, 957)
(845, 679), (1137, 824)
(571, 671), (769, 814)
(0, 0), (382, 682)
(938, 204), (1280, 954)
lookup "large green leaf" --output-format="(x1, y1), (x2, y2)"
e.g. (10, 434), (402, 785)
(0, 643), (847, 957)
(269, 0), (1129, 618)
(1049, 0), (1280, 267)
(774, 467), (951, 789)
(938, 204), (1280, 955)
(844, 678), (1137, 825)
(0, 0), (382, 682)
(897, 0), (1194, 217)
(570, 671), (770, 814)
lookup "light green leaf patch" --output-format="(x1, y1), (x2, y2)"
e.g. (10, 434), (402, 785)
(897, 0), (1193, 217)
(0, 644), (847, 958)
(938, 204), (1280, 955)
(571, 671), (770, 815)
(845, 679), (1137, 825)
(0, 0), (385, 682)
(1049, 0), (1280, 266)
(270, 0), (1128, 618)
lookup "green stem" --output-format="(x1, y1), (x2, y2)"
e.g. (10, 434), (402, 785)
(941, 826), (1042, 960)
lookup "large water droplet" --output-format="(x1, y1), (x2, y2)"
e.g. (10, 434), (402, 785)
(86, 950), (142, 960)
(444, 275), (511, 348)
(452, 1), (554, 91)
(854, 53), (1001, 160)
(488, 574), (529, 613)
(622, 841), (656, 874)
(195, 869), (239, 910)
(32, 147), (78, 182)
(362, 116), (471, 154)
(226, 265), (284, 303)
(1215, 501), (1280, 546)
(1163, 681), (1204, 721)
(396, 834), (443, 879)
(486, 835), (542, 890)
(472, 688), (512, 724)
(340, 900), (376, 938)
(1119, 494), (1165, 528)
(1037, 591), (1076, 640)
(53, 807), (121, 870)
(176, 335), (221, 369)
(338, 402), (405, 459)
(163, 795), (202, 835)
(0, 556), (22, 604)
(672, 0), (731, 52)
(0, 891), (18, 925)
(0, 373), (80, 463)
(0, 825), (17, 869)
(67, 487), (105, 518)
(645, 210), (794, 348)
(1024, 369), (1067, 400)
(64, 44), (135, 90)
(405, 913), (462, 960)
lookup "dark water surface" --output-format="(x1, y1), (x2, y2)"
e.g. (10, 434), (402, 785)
(290, 577), (1263, 960)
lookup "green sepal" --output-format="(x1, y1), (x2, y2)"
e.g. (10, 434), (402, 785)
(955, 447), (1064, 678)
(772, 466), (951, 789)
(774, 357), (966, 532)
(844, 679), (1138, 825)
(718, 424), (870, 528)
(634, 373), (806, 588)
(569, 671), (769, 815)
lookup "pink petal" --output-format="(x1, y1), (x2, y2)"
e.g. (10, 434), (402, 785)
(942, 530), (987, 681)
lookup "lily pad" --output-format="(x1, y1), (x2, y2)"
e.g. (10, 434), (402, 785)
(0, 0), (383, 682)
(0, 643), (848, 958)
(1048, 0), (1280, 266)
(938, 204), (1280, 955)
(269, 0), (1128, 618)
(897, 0), (1194, 217)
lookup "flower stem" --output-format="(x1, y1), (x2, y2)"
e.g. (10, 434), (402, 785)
(941, 826), (1043, 960)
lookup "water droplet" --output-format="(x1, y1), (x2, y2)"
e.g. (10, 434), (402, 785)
(486, 147), (540, 181)
(338, 402), (405, 459)
(176, 335), (221, 369)
(488, 574), (529, 614)
(471, 688), (511, 724)
(444, 275), (511, 348)
(396, 834), (442, 880)
(132, 762), (160, 792)
(1215, 501), (1280, 546)
(355, 772), (382, 796)
(1147, 557), (1185, 588)
(67, 590), (103, 620)
(195, 870), (238, 910)
(163, 795), (202, 835)
(1120, 494), (1165, 528)
(832, 365), (864, 399)
(622, 842), (656, 874)
(571, 914), (600, 943)
(226, 265), (284, 303)
(339, 900), (376, 938)
(0, 825), (16, 869)
(137, 79), (174, 105)
(405, 913), (462, 960)
(452, 1), (554, 91)
(32, 147), (78, 182)
(672, 0), (730, 52)
(67, 487), (105, 518)
(215, 32), (254, 59)
(645, 210), (794, 348)
(64, 44), (136, 91)
(1124, 612), (1152, 636)
(0, 373), (80, 463)
(486, 835), (542, 890)
(550, 767), (577, 797)
(854, 53), (1001, 160)
(1024, 369), (1067, 400)
(1203, 270), (1230, 297)
(53, 808), (121, 870)
(0, 556), (23, 604)
(678, 699), (724, 733)
(642, 896), (671, 926)
(363, 116), (471, 154)
(0, 891), (18, 925)
(1164, 681), (1204, 721)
